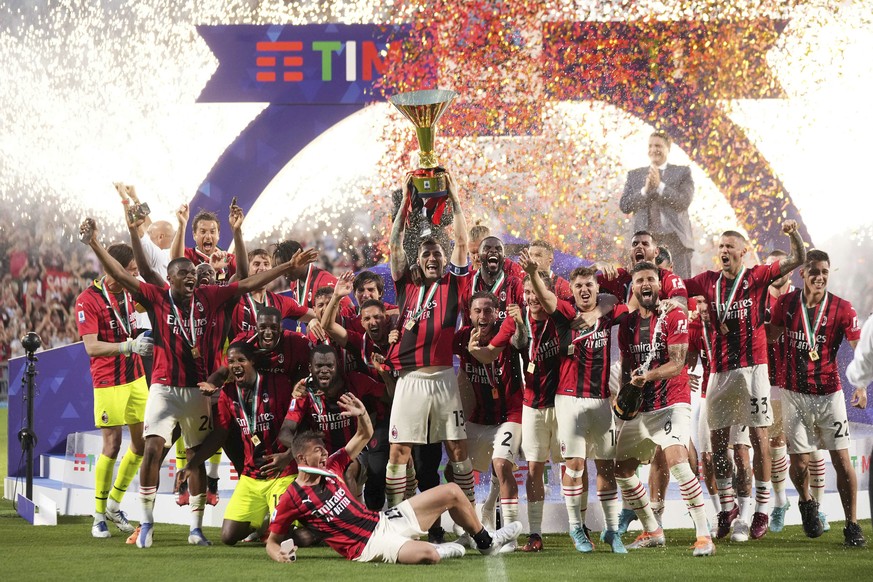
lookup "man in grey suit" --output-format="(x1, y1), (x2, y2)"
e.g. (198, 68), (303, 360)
(620, 132), (695, 279)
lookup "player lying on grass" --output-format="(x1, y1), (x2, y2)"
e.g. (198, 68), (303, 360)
(266, 393), (522, 564)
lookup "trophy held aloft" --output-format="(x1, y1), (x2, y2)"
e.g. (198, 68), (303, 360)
(389, 89), (458, 237)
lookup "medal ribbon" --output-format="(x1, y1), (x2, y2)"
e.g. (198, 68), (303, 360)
(167, 290), (197, 349)
(799, 291), (829, 354)
(409, 281), (440, 324)
(296, 264), (314, 307)
(572, 309), (601, 347)
(245, 292), (271, 322)
(525, 308), (550, 362)
(99, 277), (133, 338)
(481, 360), (500, 399)
(472, 270), (505, 295)
(715, 266), (747, 326)
(236, 374), (261, 439)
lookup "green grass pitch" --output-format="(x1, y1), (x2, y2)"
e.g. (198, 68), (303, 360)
(1, 408), (871, 581)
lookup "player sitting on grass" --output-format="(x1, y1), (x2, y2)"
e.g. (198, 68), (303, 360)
(266, 393), (522, 564)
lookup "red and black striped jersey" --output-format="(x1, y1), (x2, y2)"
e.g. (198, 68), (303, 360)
(454, 326), (523, 424)
(269, 448), (378, 560)
(766, 287), (793, 387)
(231, 330), (311, 384)
(284, 373), (385, 452)
(770, 290), (860, 395)
(491, 314), (560, 409)
(202, 299), (237, 376)
(552, 299), (627, 399)
(387, 266), (471, 371)
(598, 267), (688, 303)
(76, 280), (144, 387)
(552, 274), (573, 302)
(135, 281), (238, 386)
(231, 291), (308, 336)
(216, 373), (297, 479)
(685, 261), (780, 373)
(687, 315), (711, 397)
(184, 247), (236, 285)
(345, 329), (391, 383)
(619, 308), (690, 412)
(462, 270), (524, 325)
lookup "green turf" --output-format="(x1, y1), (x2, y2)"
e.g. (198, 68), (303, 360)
(0, 500), (868, 582)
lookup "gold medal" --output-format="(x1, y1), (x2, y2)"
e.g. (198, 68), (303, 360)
(491, 386), (499, 400)
(251, 435), (261, 446)
(809, 350), (819, 361)
(191, 346), (201, 358)
(719, 323), (729, 335)
(404, 318), (416, 330)
(527, 362), (536, 374)
(567, 344), (575, 356)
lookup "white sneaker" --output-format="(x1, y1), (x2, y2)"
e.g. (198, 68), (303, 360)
(104, 508), (135, 534)
(497, 539), (517, 554)
(135, 522), (154, 548)
(480, 506), (496, 531)
(188, 527), (212, 546)
(91, 520), (111, 539)
(434, 542), (466, 560)
(731, 519), (750, 542)
(480, 521), (523, 556)
(455, 533), (476, 549)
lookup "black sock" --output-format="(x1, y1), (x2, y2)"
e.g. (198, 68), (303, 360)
(472, 527), (493, 550)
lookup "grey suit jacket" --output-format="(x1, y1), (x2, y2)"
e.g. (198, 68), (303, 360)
(619, 164), (694, 250)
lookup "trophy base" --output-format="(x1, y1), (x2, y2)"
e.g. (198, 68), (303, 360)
(412, 168), (448, 198)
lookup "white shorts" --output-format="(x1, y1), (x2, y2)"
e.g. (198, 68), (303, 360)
(695, 398), (751, 453)
(354, 500), (426, 563)
(143, 384), (210, 447)
(616, 404), (692, 463)
(555, 395), (615, 460)
(783, 390), (851, 454)
(770, 386), (785, 435)
(389, 368), (467, 444)
(707, 365), (772, 430)
(521, 405), (562, 463)
(466, 421), (522, 473)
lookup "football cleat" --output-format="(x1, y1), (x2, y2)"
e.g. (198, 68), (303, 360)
(616, 508), (638, 536)
(715, 506), (739, 539)
(603, 529), (628, 554)
(175, 480), (189, 506)
(843, 522), (867, 548)
(750, 512), (769, 539)
(125, 525), (141, 544)
(769, 501), (790, 533)
(798, 499), (824, 538)
(818, 511), (830, 533)
(91, 520), (111, 539)
(692, 535), (716, 557)
(627, 528), (666, 549)
(136, 522), (154, 548)
(520, 533), (544, 552)
(730, 518), (750, 542)
(206, 477), (220, 506)
(105, 508), (135, 534)
(434, 542), (466, 560)
(480, 521), (522, 556)
(188, 527), (212, 546)
(570, 525), (594, 553)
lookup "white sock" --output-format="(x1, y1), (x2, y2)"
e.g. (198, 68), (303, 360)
(809, 450), (826, 504)
(500, 497), (519, 525)
(93, 512), (106, 522)
(770, 445), (789, 507)
(527, 500), (544, 535)
(451, 459), (476, 504)
(562, 483), (584, 528)
(385, 463), (406, 508)
(139, 485), (157, 524)
(651, 500), (664, 522)
(716, 478), (736, 513)
(671, 462), (710, 538)
(106, 497), (120, 514)
(737, 495), (753, 523)
(207, 459), (220, 479)
(709, 492), (722, 514)
(754, 480), (771, 515)
(189, 493), (205, 530)
(616, 475), (659, 533)
(597, 489), (620, 532)
(482, 482), (499, 525)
